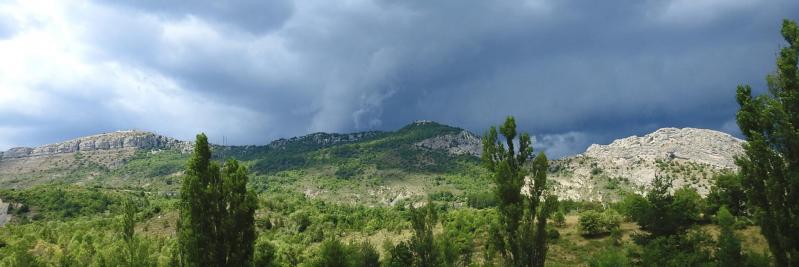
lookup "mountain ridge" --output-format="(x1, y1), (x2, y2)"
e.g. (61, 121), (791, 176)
(0, 122), (745, 203)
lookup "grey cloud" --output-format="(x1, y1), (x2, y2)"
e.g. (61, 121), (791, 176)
(2, 0), (797, 157)
(93, 0), (294, 34)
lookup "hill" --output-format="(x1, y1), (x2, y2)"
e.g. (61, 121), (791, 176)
(0, 121), (486, 205)
(548, 127), (744, 201)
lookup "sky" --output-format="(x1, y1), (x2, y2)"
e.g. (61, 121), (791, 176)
(0, 0), (797, 158)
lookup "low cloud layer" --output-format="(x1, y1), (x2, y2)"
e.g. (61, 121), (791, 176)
(0, 0), (797, 158)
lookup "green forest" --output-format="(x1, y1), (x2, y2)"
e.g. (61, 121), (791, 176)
(0, 19), (798, 267)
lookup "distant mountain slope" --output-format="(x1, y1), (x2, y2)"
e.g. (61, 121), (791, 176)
(548, 128), (744, 201)
(0, 124), (744, 204)
(0, 121), (485, 205)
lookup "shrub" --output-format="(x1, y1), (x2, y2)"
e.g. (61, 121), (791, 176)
(553, 211), (566, 227)
(466, 192), (497, 209)
(579, 209), (621, 237)
(547, 228), (560, 240)
(579, 210), (604, 236)
(589, 248), (630, 267)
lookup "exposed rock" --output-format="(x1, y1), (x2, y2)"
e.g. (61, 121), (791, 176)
(0, 198), (8, 227)
(548, 128), (744, 201)
(415, 130), (482, 156)
(583, 128), (743, 169)
(0, 130), (192, 161)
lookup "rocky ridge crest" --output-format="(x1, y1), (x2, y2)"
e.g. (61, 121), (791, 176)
(0, 130), (192, 161)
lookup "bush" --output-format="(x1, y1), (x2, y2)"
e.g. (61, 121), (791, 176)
(428, 191), (455, 202)
(589, 248), (630, 267)
(624, 177), (704, 237)
(547, 228), (560, 240)
(553, 211), (566, 227)
(579, 210), (604, 236)
(254, 238), (278, 267)
(579, 209), (621, 237)
(291, 210), (312, 233)
(312, 239), (348, 267)
(466, 192), (497, 209)
(352, 241), (380, 267)
(335, 162), (362, 179)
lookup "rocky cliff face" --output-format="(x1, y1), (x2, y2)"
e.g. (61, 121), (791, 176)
(414, 130), (482, 156)
(0, 130), (192, 161)
(548, 128), (744, 201)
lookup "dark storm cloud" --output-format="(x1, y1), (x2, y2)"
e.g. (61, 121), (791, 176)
(2, 0), (798, 158)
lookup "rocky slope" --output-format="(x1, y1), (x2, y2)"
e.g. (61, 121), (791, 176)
(0, 130), (191, 160)
(0, 198), (8, 227)
(548, 128), (744, 201)
(414, 130), (482, 156)
(0, 131), (192, 188)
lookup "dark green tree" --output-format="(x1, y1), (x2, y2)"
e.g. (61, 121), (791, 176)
(706, 173), (747, 217)
(482, 116), (555, 267)
(408, 203), (438, 267)
(386, 241), (414, 267)
(221, 159), (258, 267)
(352, 241), (380, 267)
(122, 198), (136, 243)
(254, 238), (277, 267)
(627, 176), (701, 238)
(553, 210), (566, 227)
(735, 19), (799, 266)
(177, 133), (259, 267)
(313, 238), (349, 267)
(716, 207), (744, 267)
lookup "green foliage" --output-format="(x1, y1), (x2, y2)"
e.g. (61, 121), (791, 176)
(0, 217), (173, 267)
(466, 191), (497, 209)
(408, 203), (438, 267)
(254, 238), (278, 267)
(313, 238), (349, 267)
(122, 198), (136, 242)
(673, 186), (706, 223)
(624, 176), (703, 238)
(716, 207), (744, 267)
(335, 162), (363, 179)
(578, 209), (621, 237)
(589, 248), (630, 267)
(706, 173), (747, 217)
(735, 19), (799, 266)
(0, 185), (120, 220)
(385, 241), (414, 267)
(481, 116), (554, 267)
(114, 150), (187, 180)
(177, 133), (258, 267)
(639, 230), (716, 266)
(553, 211), (566, 227)
(428, 191), (456, 202)
(352, 241), (380, 267)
